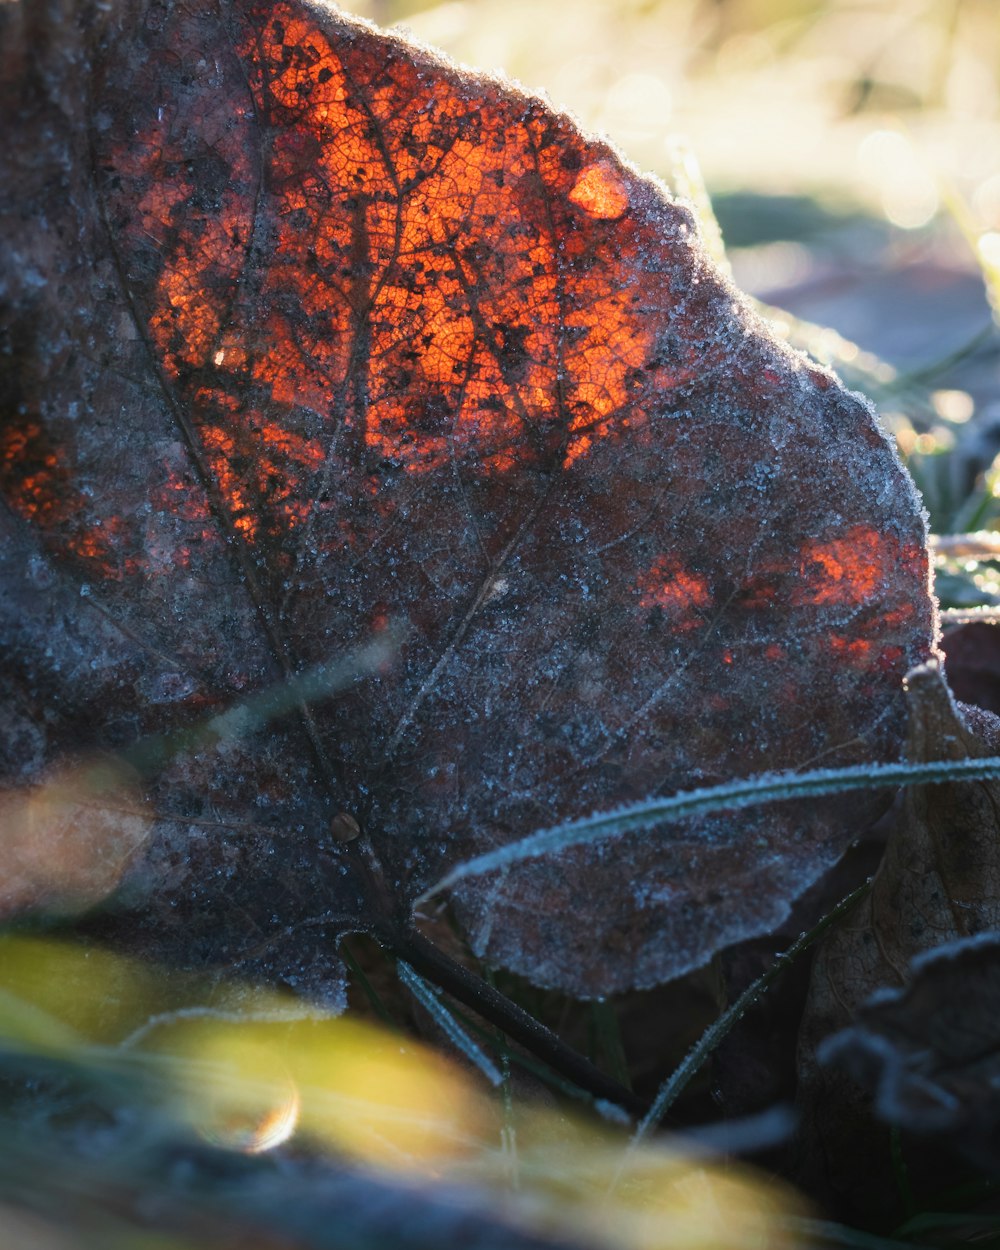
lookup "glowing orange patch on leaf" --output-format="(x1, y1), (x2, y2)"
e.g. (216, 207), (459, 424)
(829, 635), (877, 665)
(638, 556), (712, 629)
(569, 163), (630, 219)
(796, 525), (888, 606)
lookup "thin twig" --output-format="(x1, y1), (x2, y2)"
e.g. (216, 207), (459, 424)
(931, 531), (1000, 560)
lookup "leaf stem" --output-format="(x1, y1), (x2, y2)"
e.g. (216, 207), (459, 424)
(397, 959), (502, 1085)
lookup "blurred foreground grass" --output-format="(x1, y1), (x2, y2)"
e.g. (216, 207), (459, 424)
(0, 936), (798, 1250)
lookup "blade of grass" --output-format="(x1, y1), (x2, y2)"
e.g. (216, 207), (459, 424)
(498, 1050), (519, 1192)
(339, 938), (398, 1031)
(895, 1212), (1000, 1237)
(454, 981), (606, 1107)
(941, 180), (1000, 320)
(889, 322), (996, 390)
(397, 960), (502, 1087)
(588, 1000), (631, 1092)
(890, 1125), (916, 1220)
(393, 928), (643, 1115)
(949, 468), (1000, 535)
(626, 879), (871, 1151)
(124, 625), (404, 776)
(781, 1217), (933, 1250)
(419, 757), (1000, 901)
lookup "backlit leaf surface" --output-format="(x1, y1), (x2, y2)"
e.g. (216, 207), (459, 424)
(0, 0), (935, 996)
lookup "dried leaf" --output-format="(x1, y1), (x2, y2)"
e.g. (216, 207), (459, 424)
(0, 0), (934, 997)
(820, 932), (1000, 1174)
(797, 662), (1000, 1210)
(941, 619), (1000, 715)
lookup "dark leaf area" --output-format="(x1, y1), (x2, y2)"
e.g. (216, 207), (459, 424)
(821, 932), (1000, 1174)
(941, 620), (1000, 715)
(795, 663), (1000, 1218)
(0, 0), (934, 1007)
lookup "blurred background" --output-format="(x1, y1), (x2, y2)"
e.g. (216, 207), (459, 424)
(354, 0), (1000, 595)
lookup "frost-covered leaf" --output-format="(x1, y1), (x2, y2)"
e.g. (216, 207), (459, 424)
(0, 0), (933, 998)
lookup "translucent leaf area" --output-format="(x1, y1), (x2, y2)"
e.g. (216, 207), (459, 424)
(0, 0), (934, 997)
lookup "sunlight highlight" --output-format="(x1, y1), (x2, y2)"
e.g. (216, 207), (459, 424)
(857, 129), (939, 230)
(569, 162), (630, 219)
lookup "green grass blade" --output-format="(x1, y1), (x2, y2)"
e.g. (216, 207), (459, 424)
(781, 1217), (930, 1250)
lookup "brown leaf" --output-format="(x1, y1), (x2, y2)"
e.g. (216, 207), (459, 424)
(941, 619), (1000, 716)
(0, 0), (934, 998)
(820, 932), (1000, 1174)
(797, 661), (1000, 1211)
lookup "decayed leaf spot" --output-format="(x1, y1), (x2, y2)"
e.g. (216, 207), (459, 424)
(796, 526), (894, 606)
(0, 0), (935, 996)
